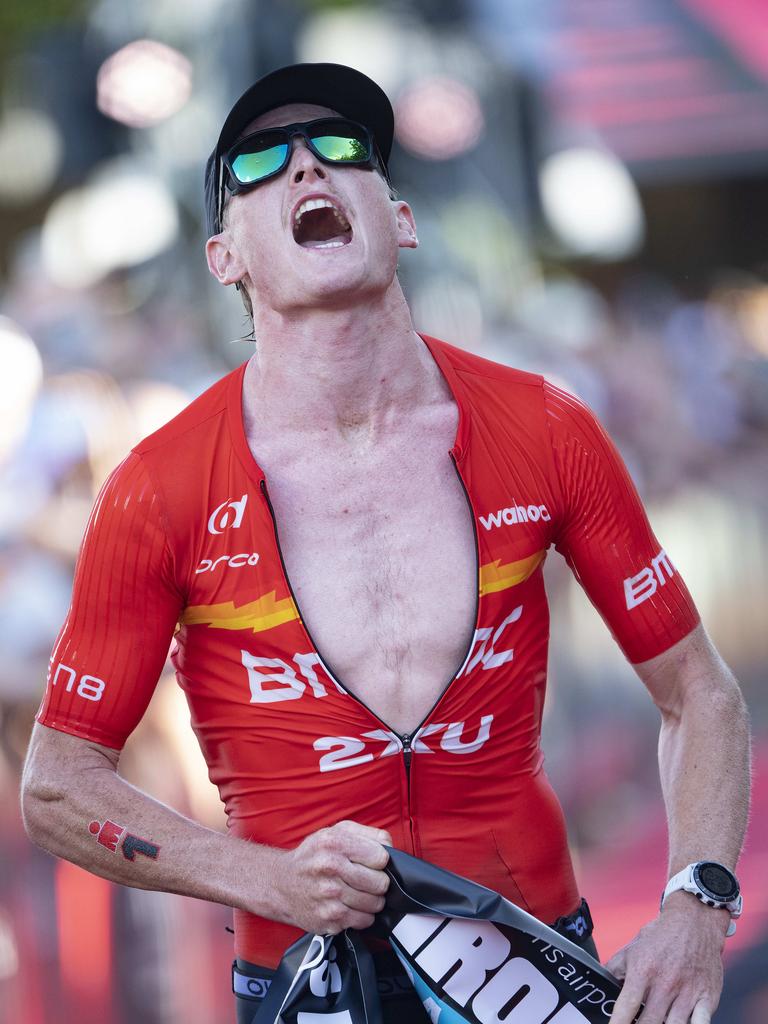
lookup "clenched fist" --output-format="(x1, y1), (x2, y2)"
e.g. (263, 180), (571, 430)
(270, 820), (392, 935)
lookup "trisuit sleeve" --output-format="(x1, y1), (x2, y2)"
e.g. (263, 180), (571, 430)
(37, 451), (184, 749)
(544, 381), (699, 664)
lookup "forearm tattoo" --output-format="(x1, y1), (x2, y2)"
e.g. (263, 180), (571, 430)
(88, 818), (160, 861)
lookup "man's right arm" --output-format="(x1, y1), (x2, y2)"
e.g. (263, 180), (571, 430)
(22, 722), (391, 935)
(24, 450), (389, 935)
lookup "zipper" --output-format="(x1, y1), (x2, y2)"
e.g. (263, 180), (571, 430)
(449, 448), (481, 677)
(391, 451), (480, 784)
(401, 733), (412, 782)
(400, 731), (414, 852)
(259, 454), (480, 780)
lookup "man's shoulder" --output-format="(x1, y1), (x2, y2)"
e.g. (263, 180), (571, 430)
(133, 363), (243, 460)
(422, 334), (545, 391)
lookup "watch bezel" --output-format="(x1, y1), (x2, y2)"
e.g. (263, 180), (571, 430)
(692, 861), (740, 905)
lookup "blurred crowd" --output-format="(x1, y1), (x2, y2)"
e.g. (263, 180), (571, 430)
(1, 1), (767, 1021)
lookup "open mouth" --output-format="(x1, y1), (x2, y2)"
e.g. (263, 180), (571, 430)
(292, 197), (353, 249)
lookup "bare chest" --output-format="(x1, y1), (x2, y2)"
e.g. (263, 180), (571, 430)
(251, 420), (477, 734)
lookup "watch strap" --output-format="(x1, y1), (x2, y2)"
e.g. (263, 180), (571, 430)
(661, 865), (693, 907)
(661, 862), (742, 937)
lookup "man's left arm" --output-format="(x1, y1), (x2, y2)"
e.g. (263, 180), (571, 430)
(606, 622), (751, 1024)
(543, 381), (752, 1021)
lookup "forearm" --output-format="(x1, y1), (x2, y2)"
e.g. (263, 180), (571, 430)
(658, 663), (750, 875)
(21, 733), (284, 919)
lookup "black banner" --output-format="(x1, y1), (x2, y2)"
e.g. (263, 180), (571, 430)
(254, 847), (637, 1024)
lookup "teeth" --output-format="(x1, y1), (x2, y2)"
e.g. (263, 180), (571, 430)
(297, 197), (334, 217)
(314, 240), (345, 249)
(293, 196), (348, 228)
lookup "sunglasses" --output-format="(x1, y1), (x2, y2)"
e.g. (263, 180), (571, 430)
(217, 117), (383, 229)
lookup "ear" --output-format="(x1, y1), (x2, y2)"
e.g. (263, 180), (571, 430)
(394, 200), (419, 250)
(205, 231), (247, 286)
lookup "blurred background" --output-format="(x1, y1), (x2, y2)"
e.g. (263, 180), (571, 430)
(0, 0), (766, 1021)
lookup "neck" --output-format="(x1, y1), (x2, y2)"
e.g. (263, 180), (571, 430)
(245, 283), (440, 439)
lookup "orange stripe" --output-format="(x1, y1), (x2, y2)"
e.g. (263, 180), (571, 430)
(479, 551), (545, 596)
(184, 559), (542, 632)
(180, 590), (299, 633)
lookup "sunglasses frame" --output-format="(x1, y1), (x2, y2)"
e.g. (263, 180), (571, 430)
(216, 117), (384, 233)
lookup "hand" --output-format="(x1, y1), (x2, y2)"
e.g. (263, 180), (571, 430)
(605, 893), (729, 1023)
(273, 820), (392, 935)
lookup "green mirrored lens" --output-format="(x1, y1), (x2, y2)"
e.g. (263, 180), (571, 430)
(231, 144), (289, 183)
(311, 133), (370, 162)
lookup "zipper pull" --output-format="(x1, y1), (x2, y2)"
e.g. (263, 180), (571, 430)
(401, 733), (412, 776)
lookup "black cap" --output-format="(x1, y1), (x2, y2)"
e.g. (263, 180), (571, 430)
(204, 62), (394, 237)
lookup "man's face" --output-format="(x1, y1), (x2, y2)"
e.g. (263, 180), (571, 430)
(206, 102), (417, 314)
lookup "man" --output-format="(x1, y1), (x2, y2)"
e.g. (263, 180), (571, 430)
(22, 63), (749, 1024)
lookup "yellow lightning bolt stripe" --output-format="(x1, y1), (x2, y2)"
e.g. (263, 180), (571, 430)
(179, 591), (299, 633)
(479, 551), (545, 596)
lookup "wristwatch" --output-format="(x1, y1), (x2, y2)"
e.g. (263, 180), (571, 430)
(661, 861), (742, 937)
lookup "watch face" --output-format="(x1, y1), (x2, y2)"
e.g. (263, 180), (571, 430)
(695, 862), (739, 902)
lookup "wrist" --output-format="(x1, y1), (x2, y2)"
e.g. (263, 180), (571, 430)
(661, 860), (741, 937)
(660, 889), (731, 937)
(233, 837), (289, 919)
